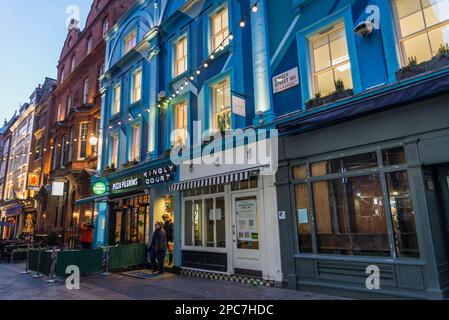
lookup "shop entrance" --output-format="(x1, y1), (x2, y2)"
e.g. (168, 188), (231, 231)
(231, 193), (262, 276)
(110, 195), (150, 245)
(434, 165), (449, 258)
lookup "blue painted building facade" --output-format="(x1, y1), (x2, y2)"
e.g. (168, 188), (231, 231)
(268, 0), (449, 299)
(93, 0), (283, 284)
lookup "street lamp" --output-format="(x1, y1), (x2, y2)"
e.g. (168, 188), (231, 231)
(89, 134), (99, 146)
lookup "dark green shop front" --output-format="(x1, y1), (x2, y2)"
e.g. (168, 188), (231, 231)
(276, 94), (449, 299)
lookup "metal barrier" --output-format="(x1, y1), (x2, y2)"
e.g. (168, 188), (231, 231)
(25, 244), (147, 280)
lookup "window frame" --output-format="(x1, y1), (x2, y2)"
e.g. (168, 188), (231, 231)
(296, 8), (362, 108)
(309, 23), (353, 97)
(131, 68), (142, 104)
(174, 36), (188, 78)
(123, 28), (137, 55)
(391, 0), (449, 66)
(210, 5), (230, 53)
(83, 78), (90, 104)
(109, 133), (119, 168)
(112, 82), (122, 115)
(78, 122), (89, 160)
(130, 124), (141, 162)
(212, 78), (232, 132)
(173, 100), (188, 147)
(289, 145), (421, 260)
(182, 192), (228, 251)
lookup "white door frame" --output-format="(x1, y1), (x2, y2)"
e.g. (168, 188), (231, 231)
(230, 190), (263, 273)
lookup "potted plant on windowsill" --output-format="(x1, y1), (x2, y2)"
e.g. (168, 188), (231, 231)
(305, 79), (354, 111)
(121, 159), (139, 170)
(103, 163), (116, 175)
(396, 44), (449, 81)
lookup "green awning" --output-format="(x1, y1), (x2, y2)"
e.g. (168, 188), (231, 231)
(75, 195), (109, 206)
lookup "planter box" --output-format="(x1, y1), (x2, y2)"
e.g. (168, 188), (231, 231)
(306, 89), (354, 111)
(396, 56), (449, 81)
(11, 251), (28, 263)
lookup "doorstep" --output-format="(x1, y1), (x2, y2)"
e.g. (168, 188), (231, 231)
(179, 268), (275, 287)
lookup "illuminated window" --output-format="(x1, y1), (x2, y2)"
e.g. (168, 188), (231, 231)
(213, 79), (231, 132)
(131, 125), (140, 161)
(174, 37), (188, 77)
(393, 0), (449, 64)
(211, 7), (230, 52)
(110, 135), (119, 167)
(112, 84), (121, 115)
(124, 29), (137, 54)
(78, 122), (88, 159)
(310, 24), (353, 97)
(131, 69), (142, 103)
(174, 101), (188, 146)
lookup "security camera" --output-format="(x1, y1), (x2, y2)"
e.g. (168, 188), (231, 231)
(354, 20), (374, 38)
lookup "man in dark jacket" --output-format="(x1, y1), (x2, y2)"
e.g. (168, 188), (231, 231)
(162, 214), (174, 266)
(150, 222), (167, 274)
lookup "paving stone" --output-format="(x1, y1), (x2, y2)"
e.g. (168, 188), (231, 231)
(0, 262), (343, 300)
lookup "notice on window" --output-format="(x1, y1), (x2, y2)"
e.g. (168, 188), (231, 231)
(298, 208), (308, 225)
(272, 67), (300, 94)
(209, 208), (222, 221)
(236, 199), (257, 241)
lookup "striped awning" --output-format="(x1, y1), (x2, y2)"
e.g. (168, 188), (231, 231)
(169, 169), (257, 192)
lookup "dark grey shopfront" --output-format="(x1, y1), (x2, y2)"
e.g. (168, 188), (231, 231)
(276, 93), (449, 299)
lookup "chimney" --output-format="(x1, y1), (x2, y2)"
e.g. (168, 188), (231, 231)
(68, 18), (80, 31)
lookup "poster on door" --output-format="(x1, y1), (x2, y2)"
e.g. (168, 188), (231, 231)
(236, 199), (257, 241)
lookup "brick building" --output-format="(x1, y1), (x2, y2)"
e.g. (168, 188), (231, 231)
(44, 0), (135, 243)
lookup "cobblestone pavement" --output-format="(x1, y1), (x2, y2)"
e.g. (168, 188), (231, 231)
(0, 262), (342, 300)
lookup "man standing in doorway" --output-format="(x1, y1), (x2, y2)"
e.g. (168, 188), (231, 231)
(162, 214), (174, 266)
(150, 222), (167, 274)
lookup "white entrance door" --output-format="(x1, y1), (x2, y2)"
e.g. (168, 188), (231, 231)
(231, 193), (262, 272)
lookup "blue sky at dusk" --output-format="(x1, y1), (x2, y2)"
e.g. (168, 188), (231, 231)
(0, 0), (93, 124)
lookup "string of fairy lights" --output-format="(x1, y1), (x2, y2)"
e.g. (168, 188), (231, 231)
(1, 1), (262, 161)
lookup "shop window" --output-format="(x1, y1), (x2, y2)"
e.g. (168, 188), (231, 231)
(131, 69), (142, 103)
(292, 164), (307, 180)
(311, 152), (378, 177)
(174, 37), (188, 77)
(183, 185), (225, 197)
(386, 171), (420, 258)
(174, 101), (188, 146)
(383, 147), (406, 166)
(235, 196), (259, 250)
(310, 24), (353, 97)
(393, 0), (449, 64)
(211, 6), (230, 52)
(295, 184), (312, 253)
(312, 174), (390, 256)
(213, 79), (231, 132)
(112, 83), (121, 115)
(184, 194), (226, 248)
(194, 199), (203, 246)
(124, 29), (137, 55)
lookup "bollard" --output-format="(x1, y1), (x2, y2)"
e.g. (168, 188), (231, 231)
(21, 243), (31, 274)
(46, 247), (58, 284)
(102, 246), (111, 276)
(32, 248), (43, 278)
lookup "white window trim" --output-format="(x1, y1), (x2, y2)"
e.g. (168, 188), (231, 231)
(78, 122), (89, 160)
(174, 36), (188, 77)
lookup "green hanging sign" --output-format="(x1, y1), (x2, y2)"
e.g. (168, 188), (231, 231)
(92, 182), (107, 195)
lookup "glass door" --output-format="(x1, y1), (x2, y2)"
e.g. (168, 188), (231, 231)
(232, 193), (262, 272)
